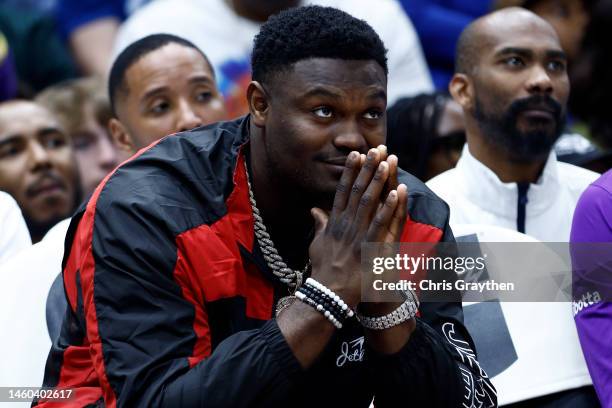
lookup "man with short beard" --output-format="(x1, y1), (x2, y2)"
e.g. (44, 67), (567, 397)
(427, 7), (600, 407)
(0, 101), (79, 243)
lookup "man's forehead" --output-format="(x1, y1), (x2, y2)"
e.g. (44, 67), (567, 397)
(0, 102), (60, 135)
(286, 58), (387, 95)
(125, 44), (214, 96)
(478, 10), (562, 54)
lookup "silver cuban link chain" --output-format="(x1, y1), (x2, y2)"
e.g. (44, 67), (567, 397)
(245, 167), (311, 292)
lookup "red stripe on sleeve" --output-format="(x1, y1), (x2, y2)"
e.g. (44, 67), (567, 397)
(173, 246), (213, 368)
(78, 183), (117, 408)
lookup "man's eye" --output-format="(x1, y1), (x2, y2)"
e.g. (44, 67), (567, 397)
(196, 91), (213, 102)
(364, 110), (382, 120)
(0, 144), (21, 158)
(73, 135), (94, 150)
(547, 60), (566, 72)
(313, 107), (333, 118)
(505, 56), (524, 67)
(45, 135), (67, 149)
(150, 101), (169, 115)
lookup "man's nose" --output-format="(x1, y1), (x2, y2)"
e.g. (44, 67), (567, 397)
(29, 141), (52, 172)
(98, 135), (120, 171)
(175, 100), (203, 133)
(333, 120), (369, 153)
(526, 65), (553, 95)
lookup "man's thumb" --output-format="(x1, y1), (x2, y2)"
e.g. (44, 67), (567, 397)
(311, 207), (328, 234)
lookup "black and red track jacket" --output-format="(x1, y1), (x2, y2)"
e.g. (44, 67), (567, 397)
(36, 116), (496, 408)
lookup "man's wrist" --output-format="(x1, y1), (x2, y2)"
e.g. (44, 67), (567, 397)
(365, 317), (416, 355)
(358, 300), (403, 317)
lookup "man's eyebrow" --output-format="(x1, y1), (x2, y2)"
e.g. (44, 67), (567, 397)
(302, 86), (343, 100)
(366, 89), (387, 102)
(188, 75), (215, 86)
(141, 86), (169, 101)
(38, 127), (64, 137)
(546, 49), (567, 61)
(495, 47), (533, 58)
(301, 87), (386, 102)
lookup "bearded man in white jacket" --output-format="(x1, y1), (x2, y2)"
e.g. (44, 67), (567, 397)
(427, 7), (599, 407)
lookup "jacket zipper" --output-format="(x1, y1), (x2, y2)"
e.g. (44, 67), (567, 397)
(516, 182), (529, 234)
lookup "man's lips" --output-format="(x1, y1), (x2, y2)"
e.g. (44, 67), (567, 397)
(520, 108), (555, 121)
(27, 177), (67, 199)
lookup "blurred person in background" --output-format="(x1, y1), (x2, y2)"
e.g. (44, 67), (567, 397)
(108, 34), (227, 153)
(53, 0), (150, 76)
(0, 100), (78, 242)
(495, 0), (594, 63)
(37, 77), (130, 197)
(427, 8), (599, 406)
(387, 92), (465, 181)
(0, 4), (77, 97)
(113, 0), (433, 118)
(569, 0), (612, 154)
(0, 191), (31, 263)
(0, 31), (17, 102)
(398, 0), (493, 90)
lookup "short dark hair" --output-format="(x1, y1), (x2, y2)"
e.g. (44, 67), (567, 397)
(251, 5), (388, 87)
(108, 33), (212, 116)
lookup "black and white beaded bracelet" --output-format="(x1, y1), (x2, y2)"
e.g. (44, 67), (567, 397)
(295, 290), (343, 329)
(305, 278), (354, 319)
(295, 278), (355, 329)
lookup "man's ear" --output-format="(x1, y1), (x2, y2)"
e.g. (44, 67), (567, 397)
(108, 118), (135, 154)
(247, 81), (269, 127)
(449, 73), (474, 111)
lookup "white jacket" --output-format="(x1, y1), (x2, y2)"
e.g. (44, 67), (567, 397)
(0, 191), (31, 264)
(428, 145), (598, 242)
(427, 145), (599, 405)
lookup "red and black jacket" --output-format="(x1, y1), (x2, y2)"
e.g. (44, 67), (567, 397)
(36, 116), (496, 407)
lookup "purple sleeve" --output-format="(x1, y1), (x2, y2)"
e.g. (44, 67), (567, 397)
(571, 170), (612, 407)
(0, 35), (18, 101)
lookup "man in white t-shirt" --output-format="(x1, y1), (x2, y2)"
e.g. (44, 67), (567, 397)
(0, 191), (31, 264)
(113, 0), (433, 118)
(426, 7), (599, 406)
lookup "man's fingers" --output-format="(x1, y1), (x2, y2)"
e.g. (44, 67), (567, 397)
(387, 184), (408, 242)
(345, 148), (381, 215)
(386, 154), (399, 193)
(331, 151), (361, 219)
(376, 144), (388, 162)
(366, 189), (399, 242)
(354, 160), (390, 232)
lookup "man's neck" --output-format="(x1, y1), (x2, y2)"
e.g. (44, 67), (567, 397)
(466, 133), (548, 184)
(247, 127), (313, 268)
